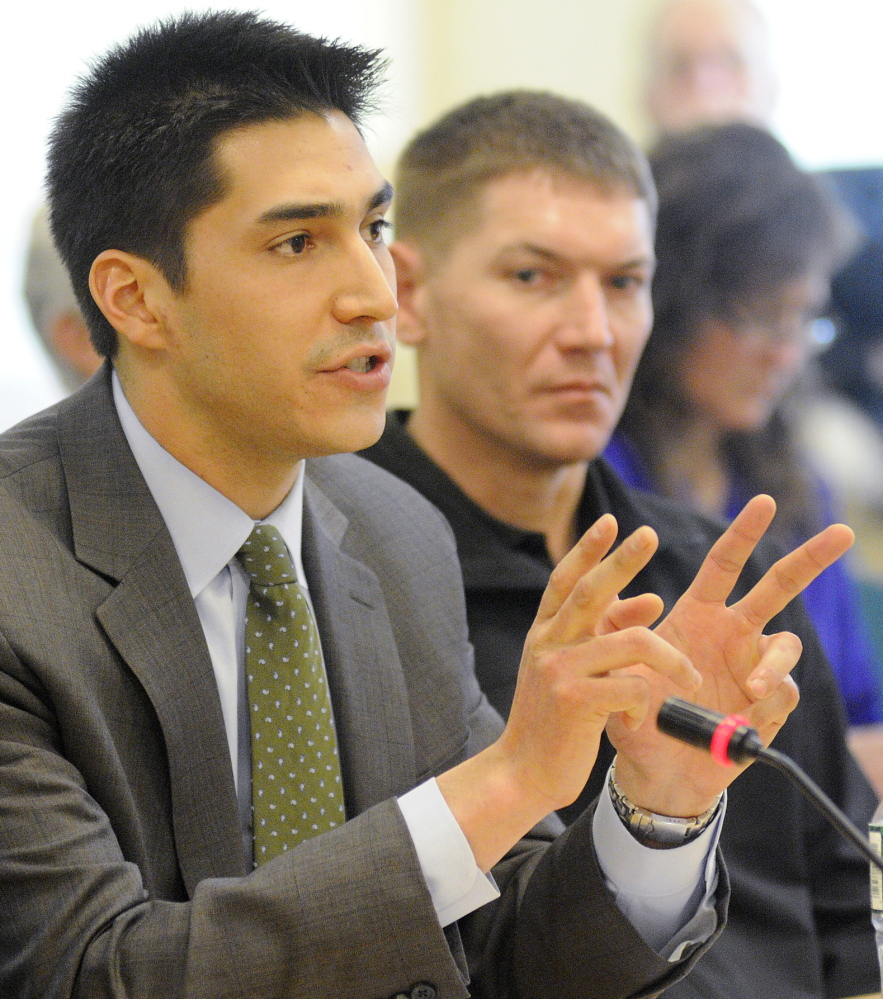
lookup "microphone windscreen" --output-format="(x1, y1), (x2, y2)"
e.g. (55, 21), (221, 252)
(657, 698), (723, 749)
(657, 697), (764, 765)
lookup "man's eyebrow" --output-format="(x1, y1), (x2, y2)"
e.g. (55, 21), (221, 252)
(613, 256), (655, 272)
(256, 182), (393, 226)
(504, 242), (654, 269)
(510, 242), (562, 263)
(368, 181), (394, 211)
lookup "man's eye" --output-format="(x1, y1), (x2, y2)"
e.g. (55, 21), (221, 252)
(367, 219), (391, 243)
(609, 274), (645, 291)
(276, 233), (310, 256)
(513, 269), (541, 284)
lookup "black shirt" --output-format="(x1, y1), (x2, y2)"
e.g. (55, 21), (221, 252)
(362, 411), (878, 999)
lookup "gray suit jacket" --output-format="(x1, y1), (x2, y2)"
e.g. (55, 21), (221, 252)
(0, 370), (726, 999)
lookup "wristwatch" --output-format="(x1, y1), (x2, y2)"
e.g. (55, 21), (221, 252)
(609, 761), (723, 849)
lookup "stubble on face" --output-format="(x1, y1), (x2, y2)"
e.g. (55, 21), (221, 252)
(410, 170), (655, 477)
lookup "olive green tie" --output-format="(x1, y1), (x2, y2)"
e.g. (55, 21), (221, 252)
(238, 525), (345, 867)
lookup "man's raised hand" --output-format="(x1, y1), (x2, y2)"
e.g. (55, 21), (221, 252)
(609, 494), (855, 817)
(437, 512), (700, 871)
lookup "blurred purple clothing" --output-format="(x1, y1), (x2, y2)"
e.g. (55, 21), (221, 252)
(604, 431), (883, 726)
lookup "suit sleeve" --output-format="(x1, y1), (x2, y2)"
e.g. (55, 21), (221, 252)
(0, 456), (729, 999)
(0, 632), (475, 999)
(452, 668), (728, 999)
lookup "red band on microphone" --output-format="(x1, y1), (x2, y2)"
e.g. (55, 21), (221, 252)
(710, 713), (750, 767)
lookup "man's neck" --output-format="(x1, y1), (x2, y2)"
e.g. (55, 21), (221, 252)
(406, 408), (589, 565)
(114, 364), (301, 520)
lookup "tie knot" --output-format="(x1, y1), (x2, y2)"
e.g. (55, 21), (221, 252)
(237, 525), (297, 587)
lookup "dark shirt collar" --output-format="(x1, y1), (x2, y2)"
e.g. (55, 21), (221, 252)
(362, 411), (683, 590)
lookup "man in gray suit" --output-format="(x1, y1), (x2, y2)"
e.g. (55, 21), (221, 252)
(0, 12), (855, 999)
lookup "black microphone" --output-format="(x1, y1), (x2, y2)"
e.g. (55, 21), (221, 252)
(657, 697), (883, 872)
(657, 698), (764, 765)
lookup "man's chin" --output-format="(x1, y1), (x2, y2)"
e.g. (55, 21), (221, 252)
(311, 407), (389, 458)
(518, 438), (610, 471)
(528, 423), (613, 466)
(529, 402), (619, 457)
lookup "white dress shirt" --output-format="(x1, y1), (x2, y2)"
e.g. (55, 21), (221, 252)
(112, 373), (721, 954)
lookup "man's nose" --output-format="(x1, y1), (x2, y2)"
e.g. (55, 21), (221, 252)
(554, 274), (614, 351)
(332, 236), (398, 327)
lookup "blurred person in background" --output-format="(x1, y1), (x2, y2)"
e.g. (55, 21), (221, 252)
(0, 208), (86, 432)
(605, 122), (883, 792)
(23, 205), (101, 392)
(644, 0), (776, 137)
(643, 0), (883, 627)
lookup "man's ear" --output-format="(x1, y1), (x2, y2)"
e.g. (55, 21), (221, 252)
(89, 249), (175, 352)
(390, 240), (430, 346)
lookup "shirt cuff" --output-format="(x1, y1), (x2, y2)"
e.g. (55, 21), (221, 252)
(397, 778), (500, 927)
(593, 767), (726, 960)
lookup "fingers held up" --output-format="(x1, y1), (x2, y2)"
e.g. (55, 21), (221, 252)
(538, 519), (660, 645)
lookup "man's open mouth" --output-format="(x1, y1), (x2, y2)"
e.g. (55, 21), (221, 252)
(343, 356), (380, 374)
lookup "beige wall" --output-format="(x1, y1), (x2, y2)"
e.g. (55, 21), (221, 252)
(418, 0), (661, 142)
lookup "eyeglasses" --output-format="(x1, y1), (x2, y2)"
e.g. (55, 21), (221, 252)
(727, 307), (835, 351)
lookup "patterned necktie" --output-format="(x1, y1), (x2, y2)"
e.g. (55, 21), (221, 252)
(237, 525), (345, 867)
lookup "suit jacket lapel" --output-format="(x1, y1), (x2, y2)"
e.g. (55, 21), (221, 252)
(302, 471), (416, 816)
(56, 370), (246, 889)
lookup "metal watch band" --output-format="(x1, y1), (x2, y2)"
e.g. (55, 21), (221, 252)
(609, 762), (723, 849)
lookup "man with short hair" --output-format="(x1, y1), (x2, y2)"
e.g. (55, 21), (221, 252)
(363, 91), (879, 999)
(0, 17), (858, 999)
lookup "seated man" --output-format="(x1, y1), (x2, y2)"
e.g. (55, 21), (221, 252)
(363, 91), (879, 999)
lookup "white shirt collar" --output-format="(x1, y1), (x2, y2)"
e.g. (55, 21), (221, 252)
(111, 371), (307, 597)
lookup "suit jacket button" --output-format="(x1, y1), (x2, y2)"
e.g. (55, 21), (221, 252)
(411, 986), (436, 999)
(391, 993), (409, 999)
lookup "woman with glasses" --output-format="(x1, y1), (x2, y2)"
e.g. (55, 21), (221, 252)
(606, 122), (883, 761)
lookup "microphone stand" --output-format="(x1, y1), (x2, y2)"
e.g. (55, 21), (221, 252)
(756, 744), (883, 871)
(657, 696), (883, 873)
